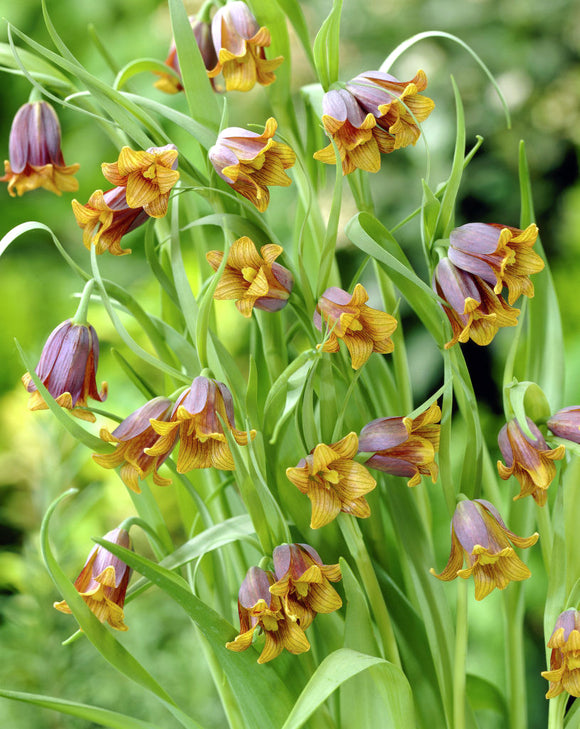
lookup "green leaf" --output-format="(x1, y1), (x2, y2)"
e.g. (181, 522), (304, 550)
(313, 0), (343, 90)
(466, 675), (508, 719)
(505, 380), (551, 436)
(114, 58), (178, 90)
(436, 76), (465, 240)
(0, 41), (72, 89)
(421, 179), (442, 250)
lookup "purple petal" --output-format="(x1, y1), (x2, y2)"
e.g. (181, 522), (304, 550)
(450, 224), (501, 256)
(239, 566), (272, 608)
(111, 397), (173, 440)
(358, 417), (409, 451)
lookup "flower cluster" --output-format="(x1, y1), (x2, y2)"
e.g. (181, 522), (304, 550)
(542, 609), (580, 698)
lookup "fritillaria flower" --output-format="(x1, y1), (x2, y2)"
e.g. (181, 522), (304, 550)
(208, 1), (283, 92)
(206, 236), (293, 317)
(314, 283), (397, 370)
(71, 187), (149, 256)
(54, 527), (132, 631)
(226, 566), (310, 663)
(93, 397), (174, 493)
(1, 101), (79, 196)
(448, 223), (544, 305)
(542, 609), (580, 699)
(431, 499), (538, 600)
(547, 407), (580, 443)
(359, 402), (441, 487)
(497, 418), (565, 506)
(433, 258), (520, 348)
(286, 432), (377, 529)
(146, 376), (255, 473)
(101, 144), (179, 218)
(269, 544), (342, 629)
(22, 319), (107, 422)
(209, 118), (295, 212)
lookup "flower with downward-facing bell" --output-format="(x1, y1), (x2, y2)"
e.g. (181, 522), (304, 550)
(542, 609), (580, 698)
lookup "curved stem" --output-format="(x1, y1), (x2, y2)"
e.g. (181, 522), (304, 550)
(453, 578), (468, 729)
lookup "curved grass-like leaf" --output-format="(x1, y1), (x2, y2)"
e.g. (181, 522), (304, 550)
(0, 41), (72, 88)
(436, 76), (465, 241)
(114, 58), (178, 90)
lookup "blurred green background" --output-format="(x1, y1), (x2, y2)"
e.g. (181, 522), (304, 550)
(0, 0), (578, 726)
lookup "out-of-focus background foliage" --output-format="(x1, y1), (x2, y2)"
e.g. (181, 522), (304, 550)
(0, 0), (578, 726)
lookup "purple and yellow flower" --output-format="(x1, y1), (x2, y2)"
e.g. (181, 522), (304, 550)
(448, 223), (544, 305)
(286, 432), (377, 529)
(269, 543), (342, 629)
(226, 566), (310, 663)
(548, 407), (580, 443)
(313, 283), (397, 370)
(433, 258), (520, 348)
(22, 319), (107, 422)
(542, 609), (580, 699)
(431, 499), (538, 600)
(146, 376), (255, 473)
(209, 118), (295, 212)
(101, 144), (179, 218)
(93, 397), (174, 493)
(206, 236), (293, 317)
(359, 402), (441, 487)
(71, 187), (149, 256)
(1, 101), (79, 196)
(54, 527), (132, 631)
(207, 1), (283, 92)
(497, 417), (565, 506)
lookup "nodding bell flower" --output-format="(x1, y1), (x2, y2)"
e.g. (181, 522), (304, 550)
(54, 527), (132, 631)
(22, 319), (107, 422)
(1, 101), (80, 196)
(497, 418), (565, 506)
(226, 566), (310, 663)
(93, 397), (174, 493)
(206, 236), (293, 317)
(542, 609), (580, 699)
(286, 432), (377, 529)
(433, 258), (520, 348)
(359, 402), (441, 487)
(71, 187), (149, 256)
(269, 544), (342, 629)
(209, 118), (295, 212)
(101, 144), (179, 218)
(448, 223), (544, 305)
(314, 283), (397, 370)
(208, 1), (284, 92)
(146, 376), (255, 473)
(547, 407), (580, 444)
(431, 499), (538, 601)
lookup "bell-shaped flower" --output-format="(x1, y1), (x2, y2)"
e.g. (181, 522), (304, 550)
(448, 223), (544, 305)
(209, 118), (295, 212)
(359, 402), (441, 487)
(547, 407), (580, 444)
(101, 144), (179, 218)
(22, 319), (107, 422)
(314, 283), (397, 370)
(93, 397), (174, 493)
(206, 236), (293, 317)
(542, 609), (580, 699)
(497, 417), (565, 506)
(431, 499), (538, 600)
(208, 1), (283, 92)
(1, 101), (79, 196)
(226, 566), (310, 663)
(54, 527), (132, 631)
(286, 432), (376, 529)
(146, 376), (255, 473)
(269, 543), (342, 629)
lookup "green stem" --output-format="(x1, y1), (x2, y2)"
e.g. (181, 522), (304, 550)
(504, 583), (528, 729)
(453, 579), (468, 729)
(72, 279), (95, 325)
(547, 694), (566, 729)
(536, 501), (553, 574)
(118, 516), (168, 556)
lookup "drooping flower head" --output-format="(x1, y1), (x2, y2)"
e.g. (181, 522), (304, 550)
(208, 1), (283, 92)
(206, 236), (293, 317)
(433, 257), (520, 348)
(269, 544), (342, 629)
(542, 609), (580, 699)
(286, 432), (377, 529)
(448, 223), (544, 305)
(71, 186), (149, 256)
(93, 397), (174, 493)
(359, 402), (441, 487)
(1, 101), (80, 196)
(314, 283), (397, 370)
(209, 118), (295, 212)
(101, 144), (179, 218)
(54, 527), (132, 631)
(146, 376), (255, 473)
(226, 566), (310, 663)
(497, 417), (565, 506)
(22, 319), (107, 422)
(547, 407), (580, 444)
(431, 499), (538, 600)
